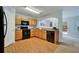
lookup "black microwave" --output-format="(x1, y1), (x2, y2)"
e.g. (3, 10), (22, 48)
(21, 21), (29, 25)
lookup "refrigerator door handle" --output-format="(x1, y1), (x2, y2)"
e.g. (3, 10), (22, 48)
(3, 11), (8, 39)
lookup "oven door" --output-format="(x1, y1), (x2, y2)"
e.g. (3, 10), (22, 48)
(23, 30), (30, 39)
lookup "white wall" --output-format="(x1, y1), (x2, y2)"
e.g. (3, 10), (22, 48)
(63, 8), (79, 40)
(63, 8), (79, 19)
(64, 16), (79, 40)
(4, 7), (15, 47)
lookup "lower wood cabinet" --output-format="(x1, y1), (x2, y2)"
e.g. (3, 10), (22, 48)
(39, 30), (47, 40)
(31, 29), (47, 40)
(30, 29), (36, 37)
(42, 30), (47, 40)
(31, 29), (59, 44)
(15, 30), (22, 41)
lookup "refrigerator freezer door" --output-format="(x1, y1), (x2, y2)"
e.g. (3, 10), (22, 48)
(0, 6), (4, 53)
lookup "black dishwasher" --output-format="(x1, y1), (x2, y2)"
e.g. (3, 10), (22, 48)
(47, 31), (54, 43)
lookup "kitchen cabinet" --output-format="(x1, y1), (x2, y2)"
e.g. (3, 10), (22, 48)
(31, 29), (47, 40)
(36, 29), (47, 40)
(28, 18), (37, 25)
(31, 29), (36, 37)
(31, 29), (37, 37)
(16, 16), (27, 25)
(16, 17), (22, 24)
(35, 29), (40, 37)
(15, 30), (22, 41)
(41, 30), (47, 40)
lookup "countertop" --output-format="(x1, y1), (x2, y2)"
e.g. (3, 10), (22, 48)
(31, 28), (59, 31)
(15, 27), (59, 31)
(41, 28), (58, 31)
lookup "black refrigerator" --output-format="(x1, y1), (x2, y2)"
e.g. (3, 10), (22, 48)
(0, 6), (7, 53)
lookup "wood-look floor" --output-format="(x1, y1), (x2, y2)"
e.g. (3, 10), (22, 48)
(4, 37), (58, 53)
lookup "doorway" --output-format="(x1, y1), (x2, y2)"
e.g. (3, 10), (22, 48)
(62, 21), (68, 37)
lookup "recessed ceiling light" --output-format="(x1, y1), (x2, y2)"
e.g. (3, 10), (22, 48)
(25, 6), (42, 14)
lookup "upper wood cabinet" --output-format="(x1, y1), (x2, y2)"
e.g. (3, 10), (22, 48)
(16, 17), (22, 24)
(16, 16), (27, 24)
(28, 18), (37, 26)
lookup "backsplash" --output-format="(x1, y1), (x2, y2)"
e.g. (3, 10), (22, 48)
(15, 24), (35, 29)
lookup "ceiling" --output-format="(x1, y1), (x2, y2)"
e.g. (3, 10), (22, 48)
(15, 6), (79, 18)
(15, 6), (62, 18)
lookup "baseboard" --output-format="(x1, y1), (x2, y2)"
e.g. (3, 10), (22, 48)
(4, 41), (15, 47)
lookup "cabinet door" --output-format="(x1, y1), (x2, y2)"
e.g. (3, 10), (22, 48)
(28, 18), (37, 25)
(16, 16), (27, 25)
(35, 29), (46, 40)
(15, 30), (22, 41)
(16, 18), (21, 24)
(28, 18), (32, 25)
(39, 30), (46, 40)
(42, 30), (47, 40)
(33, 19), (37, 25)
(31, 29), (35, 37)
(38, 30), (41, 38)
(35, 29), (39, 37)
(31, 29), (46, 40)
